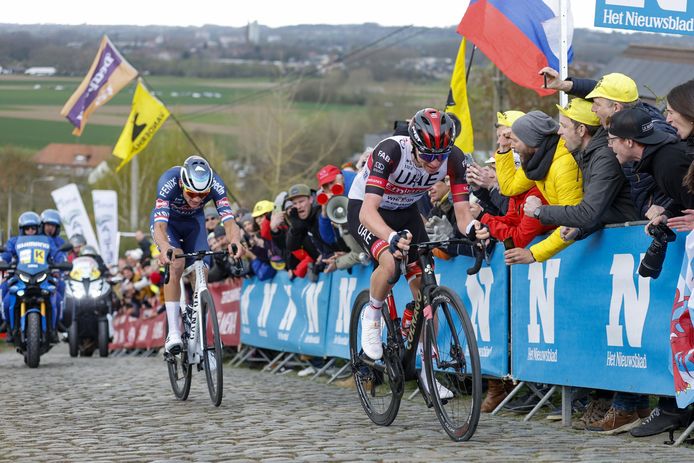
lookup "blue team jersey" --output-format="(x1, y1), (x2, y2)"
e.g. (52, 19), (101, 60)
(0, 235), (64, 264)
(152, 166), (235, 224)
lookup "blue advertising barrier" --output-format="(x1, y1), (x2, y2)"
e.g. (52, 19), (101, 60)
(511, 225), (684, 396)
(594, 0), (693, 36)
(242, 246), (510, 378)
(239, 270), (330, 357)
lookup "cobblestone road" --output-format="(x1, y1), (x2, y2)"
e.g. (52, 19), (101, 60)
(0, 345), (692, 462)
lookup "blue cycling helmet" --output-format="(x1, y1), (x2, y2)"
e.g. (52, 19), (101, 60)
(18, 211), (41, 235)
(40, 209), (62, 236)
(180, 155), (214, 193)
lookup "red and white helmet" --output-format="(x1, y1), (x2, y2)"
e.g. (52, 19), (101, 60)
(408, 108), (457, 155)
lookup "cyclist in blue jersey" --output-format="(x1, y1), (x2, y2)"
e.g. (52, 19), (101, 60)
(150, 155), (244, 354)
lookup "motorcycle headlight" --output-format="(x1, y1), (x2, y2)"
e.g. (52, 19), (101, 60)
(71, 284), (85, 299)
(19, 273), (30, 283)
(35, 273), (47, 283)
(89, 282), (103, 298)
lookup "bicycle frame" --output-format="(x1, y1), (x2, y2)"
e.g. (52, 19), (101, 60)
(179, 259), (209, 366)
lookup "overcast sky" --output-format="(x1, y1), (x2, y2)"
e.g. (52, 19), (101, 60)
(3, 0), (598, 29)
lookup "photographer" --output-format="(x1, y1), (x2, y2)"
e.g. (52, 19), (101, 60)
(284, 183), (341, 281)
(608, 108), (694, 230)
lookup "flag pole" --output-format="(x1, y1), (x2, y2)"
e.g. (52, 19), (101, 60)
(465, 44), (477, 81)
(559, 0), (569, 107)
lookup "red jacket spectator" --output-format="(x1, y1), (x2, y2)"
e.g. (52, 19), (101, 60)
(480, 186), (555, 248)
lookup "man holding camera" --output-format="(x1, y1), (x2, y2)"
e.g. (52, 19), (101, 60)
(285, 183), (348, 281)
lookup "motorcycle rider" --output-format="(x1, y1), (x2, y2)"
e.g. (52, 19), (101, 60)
(41, 209), (68, 331)
(0, 212), (64, 342)
(67, 234), (87, 262)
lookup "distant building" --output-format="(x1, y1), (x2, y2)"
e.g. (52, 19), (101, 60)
(33, 143), (112, 178)
(24, 66), (56, 76)
(247, 21), (260, 45)
(594, 44), (694, 106)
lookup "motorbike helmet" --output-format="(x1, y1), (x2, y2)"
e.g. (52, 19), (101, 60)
(180, 155), (214, 194)
(80, 245), (100, 257)
(40, 209), (62, 236)
(69, 234), (87, 248)
(18, 211), (41, 235)
(408, 108), (457, 155)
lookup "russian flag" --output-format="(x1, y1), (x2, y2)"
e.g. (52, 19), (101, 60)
(458, 0), (573, 96)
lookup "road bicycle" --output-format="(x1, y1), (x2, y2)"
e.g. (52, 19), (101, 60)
(349, 238), (483, 441)
(163, 247), (240, 407)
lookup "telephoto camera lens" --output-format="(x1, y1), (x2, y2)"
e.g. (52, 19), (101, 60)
(637, 239), (667, 279)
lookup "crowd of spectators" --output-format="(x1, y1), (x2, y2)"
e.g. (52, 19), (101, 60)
(71, 72), (694, 437)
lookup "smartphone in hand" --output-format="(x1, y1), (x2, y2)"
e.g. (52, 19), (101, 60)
(503, 237), (515, 250)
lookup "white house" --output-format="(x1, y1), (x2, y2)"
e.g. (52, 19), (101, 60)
(24, 67), (56, 76)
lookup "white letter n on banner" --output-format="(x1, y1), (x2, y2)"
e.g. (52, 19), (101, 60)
(528, 259), (560, 344)
(466, 268), (494, 342)
(257, 283), (277, 329)
(607, 254), (650, 347)
(336, 278), (357, 334)
(302, 282), (324, 334)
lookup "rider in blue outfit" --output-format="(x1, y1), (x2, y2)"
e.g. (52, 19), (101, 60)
(150, 155), (244, 354)
(1, 211), (64, 341)
(40, 209), (68, 329)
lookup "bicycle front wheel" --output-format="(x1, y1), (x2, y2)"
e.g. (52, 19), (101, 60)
(423, 286), (482, 442)
(349, 290), (403, 426)
(201, 290), (223, 407)
(167, 349), (192, 401)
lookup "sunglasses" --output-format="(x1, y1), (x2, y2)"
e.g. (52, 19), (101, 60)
(205, 217), (218, 222)
(418, 149), (450, 163)
(183, 188), (209, 199)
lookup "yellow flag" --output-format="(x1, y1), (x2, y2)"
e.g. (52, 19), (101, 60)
(445, 38), (474, 153)
(113, 79), (170, 172)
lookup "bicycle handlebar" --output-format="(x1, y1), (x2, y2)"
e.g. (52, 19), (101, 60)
(163, 245), (242, 285)
(386, 237), (488, 283)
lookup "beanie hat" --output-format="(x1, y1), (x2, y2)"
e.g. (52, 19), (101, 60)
(511, 111), (559, 148)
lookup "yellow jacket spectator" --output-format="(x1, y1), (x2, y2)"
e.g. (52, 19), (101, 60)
(496, 111), (583, 263)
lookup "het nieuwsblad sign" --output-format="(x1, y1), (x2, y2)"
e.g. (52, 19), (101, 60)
(595, 0), (694, 35)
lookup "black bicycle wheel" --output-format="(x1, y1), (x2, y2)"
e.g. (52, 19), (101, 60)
(201, 290), (223, 407)
(167, 347), (192, 400)
(349, 289), (403, 426)
(422, 286), (482, 442)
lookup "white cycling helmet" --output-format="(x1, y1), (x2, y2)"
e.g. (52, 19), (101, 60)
(180, 155), (214, 193)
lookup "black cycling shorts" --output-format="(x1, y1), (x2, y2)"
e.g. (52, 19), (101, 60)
(347, 199), (427, 266)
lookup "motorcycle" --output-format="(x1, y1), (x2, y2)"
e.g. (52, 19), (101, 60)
(63, 255), (114, 357)
(0, 236), (72, 368)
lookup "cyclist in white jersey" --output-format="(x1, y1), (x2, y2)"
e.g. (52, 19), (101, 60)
(347, 108), (482, 398)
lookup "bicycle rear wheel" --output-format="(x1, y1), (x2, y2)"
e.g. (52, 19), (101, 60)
(349, 289), (403, 426)
(423, 286), (482, 442)
(167, 349), (192, 400)
(201, 290), (223, 407)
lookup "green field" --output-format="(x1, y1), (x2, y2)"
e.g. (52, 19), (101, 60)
(0, 116), (121, 149)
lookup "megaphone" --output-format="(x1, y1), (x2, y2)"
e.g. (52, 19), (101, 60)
(326, 195), (349, 225)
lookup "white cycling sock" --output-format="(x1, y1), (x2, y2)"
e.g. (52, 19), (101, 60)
(165, 301), (181, 335)
(366, 296), (383, 321)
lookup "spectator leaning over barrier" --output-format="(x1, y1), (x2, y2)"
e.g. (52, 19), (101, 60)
(494, 110), (583, 265)
(666, 79), (694, 233)
(284, 184), (321, 280)
(238, 212), (276, 281)
(540, 69), (677, 220)
(523, 98), (638, 241)
(315, 164), (364, 272)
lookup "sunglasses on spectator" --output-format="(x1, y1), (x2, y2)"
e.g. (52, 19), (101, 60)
(183, 188), (209, 199)
(205, 217), (218, 222)
(418, 149), (451, 163)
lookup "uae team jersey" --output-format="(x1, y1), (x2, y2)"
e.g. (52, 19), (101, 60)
(348, 136), (471, 209)
(152, 166), (235, 224)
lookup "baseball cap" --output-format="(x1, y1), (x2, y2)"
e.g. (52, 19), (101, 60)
(608, 108), (670, 145)
(252, 200), (274, 218)
(496, 110), (526, 128)
(585, 73), (638, 103)
(316, 165), (341, 186)
(286, 183), (311, 200)
(204, 208), (219, 219)
(213, 225), (226, 239)
(556, 98), (600, 127)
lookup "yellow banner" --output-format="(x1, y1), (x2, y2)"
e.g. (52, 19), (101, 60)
(445, 38), (474, 153)
(113, 79), (170, 172)
(60, 35), (138, 136)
